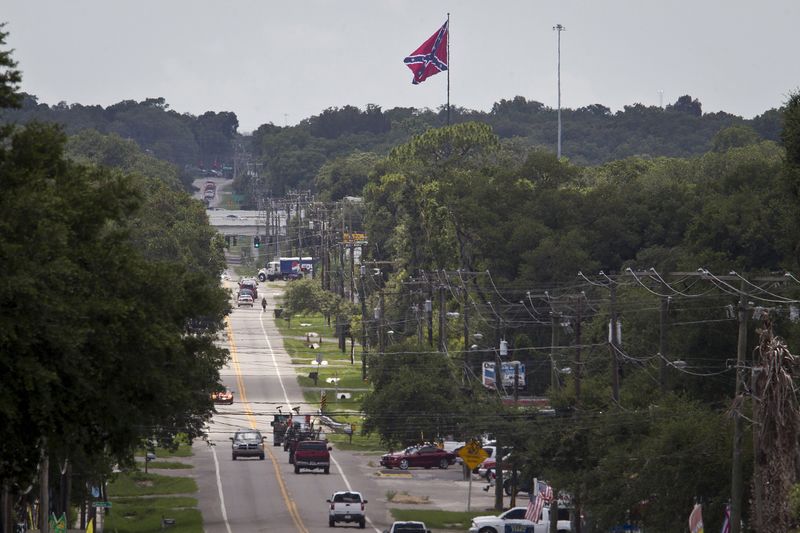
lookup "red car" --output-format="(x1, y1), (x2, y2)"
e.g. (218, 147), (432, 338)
(211, 387), (234, 405)
(380, 444), (456, 470)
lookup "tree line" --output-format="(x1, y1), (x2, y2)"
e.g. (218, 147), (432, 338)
(271, 98), (800, 530)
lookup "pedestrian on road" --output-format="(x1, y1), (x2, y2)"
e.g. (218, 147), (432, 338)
(261, 297), (267, 312)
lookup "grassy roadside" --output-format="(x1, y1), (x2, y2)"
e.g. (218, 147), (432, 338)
(275, 310), (381, 450)
(105, 441), (201, 533)
(389, 509), (489, 530)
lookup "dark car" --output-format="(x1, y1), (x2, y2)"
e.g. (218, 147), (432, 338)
(380, 444), (456, 470)
(230, 429), (266, 460)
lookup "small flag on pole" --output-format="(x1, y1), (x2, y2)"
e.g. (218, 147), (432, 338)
(403, 20), (449, 85)
(689, 503), (704, 533)
(525, 480), (553, 523)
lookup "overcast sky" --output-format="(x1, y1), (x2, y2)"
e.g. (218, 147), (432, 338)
(4, 1), (799, 132)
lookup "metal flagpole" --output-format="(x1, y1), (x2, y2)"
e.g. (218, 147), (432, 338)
(553, 24), (565, 159)
(447, 12), (451, 126)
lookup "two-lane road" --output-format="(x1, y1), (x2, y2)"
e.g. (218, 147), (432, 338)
(194, 290), (389, 532)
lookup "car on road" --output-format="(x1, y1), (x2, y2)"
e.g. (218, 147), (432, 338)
(383, 521), (431, 533)
(327, 490), (367, 528)
(237, 293), (254, 308)
(380, 444), (456, 470)
(293, 440), (331, 474)
(229, 429), (266, 460)
(468, 505), (571, 533)
(211, 387), (234, 405)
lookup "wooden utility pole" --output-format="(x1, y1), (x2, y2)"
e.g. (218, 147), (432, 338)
(427, 285), (434, 347)
(730, 290), (748, 533)
(659, 296), (669, 393)
(39, 449), (49, 533)
(439, 285), (447, 353)
(463, 287), (470, 382)
(360, 269), (368, 381)
(349, 243), (355, 304)
(609, 284), (620, 403)
(494, 434), (504, 511)
(550, 311), (560, 391)
(574, 296), (582, 404)
(378, 290), (386, 355)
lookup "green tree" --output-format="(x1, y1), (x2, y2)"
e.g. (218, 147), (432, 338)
(362, 343), (466, 446)
(0, 31), (229, 497)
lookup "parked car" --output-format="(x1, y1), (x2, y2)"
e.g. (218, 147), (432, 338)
(468, 505), (572, 533)
(380, 444), (456, 470)
(229, 429), (265, 460)
(327, 490), (367, 528)
(211, 387), (234, 405)
(477, 448), (513, 478)
(383, 521), (431, 533)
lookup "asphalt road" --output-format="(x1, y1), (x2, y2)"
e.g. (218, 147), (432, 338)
(191, 283), (502, 533)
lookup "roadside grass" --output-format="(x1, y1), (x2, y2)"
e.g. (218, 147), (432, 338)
(109, 472), (198, 497)
(135, 440), (193, 459)
(104, 498), (201, 533)
(389, 509), (488, 530)
(274, 310), (380, 451)
(106, 472), (201, 533)
(284, 337), (347, 365)
(275, 313), (336, 337)
(134, 460), (193, 469)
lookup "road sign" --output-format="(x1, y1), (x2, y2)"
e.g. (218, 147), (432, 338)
(94, 501), (112, 508)
(458, 440), (489, 470)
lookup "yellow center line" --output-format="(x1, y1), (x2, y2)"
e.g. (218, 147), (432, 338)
(225, 317), (309, 533)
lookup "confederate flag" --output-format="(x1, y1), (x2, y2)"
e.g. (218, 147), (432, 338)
(403, 20), (448, 85)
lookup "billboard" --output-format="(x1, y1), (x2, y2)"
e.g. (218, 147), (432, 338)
(482, 361), (526, 388)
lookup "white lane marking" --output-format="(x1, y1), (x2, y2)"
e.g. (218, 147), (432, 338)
(259, 315), (292, 410)
(211, 443), (234, 533)
(259, 314), (381, 532)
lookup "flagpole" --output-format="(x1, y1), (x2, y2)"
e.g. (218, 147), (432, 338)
(553, 24), (565, 159)
(446, 12), (451, 126)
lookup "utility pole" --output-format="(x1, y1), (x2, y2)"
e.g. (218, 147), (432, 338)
(40, 447), (49, 533)
(427, 286), (434, 348)
(360, 267), (368, 381)
(609, 284), (620, 403)
(659, 296), (669, 393)
(550, 311), (560, 391)
(462, 287), (470, 382)
(439, 285), (447, 353)
(378, 290), (386, 355)
(730, 289), (748, 533)
(350, 242), (355, 304)
(553, 24), (566, 159)
(494, 433), (504, 511)
(574, 296), (583, 404)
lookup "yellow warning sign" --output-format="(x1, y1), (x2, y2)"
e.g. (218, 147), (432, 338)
(458, 440), (489, 470)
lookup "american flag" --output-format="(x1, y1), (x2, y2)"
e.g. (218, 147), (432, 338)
(403, 20), (448, 85)
(721, 503), (730, 533)
(525, 481), (553, 523)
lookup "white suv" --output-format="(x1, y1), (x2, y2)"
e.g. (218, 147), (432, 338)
(327, 490), (367, 529)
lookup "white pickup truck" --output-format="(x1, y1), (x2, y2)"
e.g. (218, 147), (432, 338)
(468, 505), (571, 533)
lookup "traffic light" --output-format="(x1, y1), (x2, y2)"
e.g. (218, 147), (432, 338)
(254, 236), (260, 248)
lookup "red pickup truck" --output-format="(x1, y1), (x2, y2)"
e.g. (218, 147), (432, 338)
(293, 440), (331, 474)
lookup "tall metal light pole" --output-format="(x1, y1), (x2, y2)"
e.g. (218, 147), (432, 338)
(553, 24), (565, 159)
